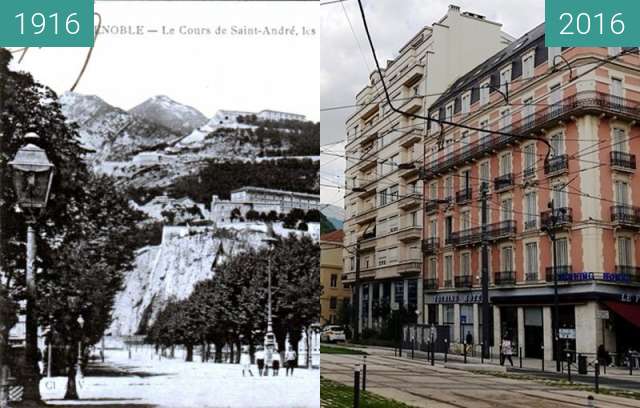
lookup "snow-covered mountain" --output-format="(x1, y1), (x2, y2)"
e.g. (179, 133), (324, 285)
(130, 95), (208, 135)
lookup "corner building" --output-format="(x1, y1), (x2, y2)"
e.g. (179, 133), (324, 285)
(342, 5), (512, 335)
(422, 23), (640, 362)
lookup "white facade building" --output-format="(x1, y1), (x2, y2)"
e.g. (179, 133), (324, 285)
(210, 186), (320, 224)
(257, 110), (306, 122)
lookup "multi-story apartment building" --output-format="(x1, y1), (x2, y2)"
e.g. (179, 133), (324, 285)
(320, 230), (352, 326)
(422, 23), (640, 361)
(342, 5), (512, 334)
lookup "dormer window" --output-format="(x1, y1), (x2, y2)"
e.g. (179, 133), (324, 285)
(500, 66), (511, 94)
(461, 92), (471, 115)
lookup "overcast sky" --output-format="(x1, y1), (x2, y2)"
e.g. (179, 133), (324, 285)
(319, 0), (545, 207)
(9, 1), (319, 120)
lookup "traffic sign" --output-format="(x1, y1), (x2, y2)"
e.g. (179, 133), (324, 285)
(597, 310), (610, 320)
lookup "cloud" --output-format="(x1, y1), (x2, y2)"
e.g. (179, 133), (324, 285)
(320, 0), (545, 146)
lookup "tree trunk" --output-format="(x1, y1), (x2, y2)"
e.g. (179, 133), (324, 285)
(235, 341), (242, 364)
(63, 348), (79, 400)
(228, 342), (234, 364)
(185, 344), (193, 362)
(170, 345), (175, 359)
(201, 342), (206, 363)
(214, 343), (222, 363)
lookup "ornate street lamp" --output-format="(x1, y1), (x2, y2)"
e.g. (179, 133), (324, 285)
(8, 132), (54, 402)
(77, 316), (85, 379)
(262, 225), (278, 352)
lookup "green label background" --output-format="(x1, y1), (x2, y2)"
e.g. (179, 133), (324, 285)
(546, 0), (640, 46)
(0, 0), (94, 47)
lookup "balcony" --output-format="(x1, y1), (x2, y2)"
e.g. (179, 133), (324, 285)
(401, 64), (425, 88)
(494, 173), (514, 191)
(544, 154), (569, 176)
(422, 237), (439, 255)
(354, 179), (377, 198)
(397, 260), (422, 276)
(494, 271), (516, 285)
(525, 272), (539, 282)
(610, 151), (636, 172)
(456, 188), (473, 204)
(540, 208), (573, 229)
(424, 200), (441, 214)
(448, 227), (481, 247)
(397, 226), (422, 242)
(454, 275), (474, 289)
(398, 128), (423, 148)
(523, 167), (536, 180)
(443, 279), (453, 288)
(353, 208), (377, 225)
(398, 161), (420, 179)
(524, 219), (538, 231)
(397, 193), (421, 210)
(399, 95), (424, 115)
(424, 278), (438, 290)
(611, 205), (640, 228)
(487, 220), (517, 240)
(545, 265), (573, 282)
(614, 266), (640, 283)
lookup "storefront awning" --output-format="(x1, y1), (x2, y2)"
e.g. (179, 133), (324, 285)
(605, 301), (640, 328)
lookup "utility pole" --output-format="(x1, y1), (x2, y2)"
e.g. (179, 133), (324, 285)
(352, 240), (361, 343)
(0, 49), (10, 408)
(481, 183), (491, 359)
(548, 200), (561, 372)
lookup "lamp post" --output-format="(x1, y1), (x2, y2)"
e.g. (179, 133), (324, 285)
(8, 133), (55, 402)
(77, 316), (85, 379)
(262, 229), (278, 353)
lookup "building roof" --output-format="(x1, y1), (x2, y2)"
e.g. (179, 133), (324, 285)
(258, 110), (305, 117)
(320, 229), (344, 243)
(231, 186), (320, 200)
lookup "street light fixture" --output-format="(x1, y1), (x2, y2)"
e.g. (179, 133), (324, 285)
(8, 132), (54, 402)
(77, 316), (85, 379)
(262, 226), (278, 354)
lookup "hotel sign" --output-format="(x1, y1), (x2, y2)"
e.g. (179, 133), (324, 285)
(430, 292), (483, 304)
(556, 272), (635, 283)
(621, 292), (640, 304)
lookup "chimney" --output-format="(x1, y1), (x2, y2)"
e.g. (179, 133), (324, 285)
(449, 4), (461, 13)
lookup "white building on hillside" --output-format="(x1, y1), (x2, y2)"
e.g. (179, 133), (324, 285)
(257, 110), (306, 122)
(211, 186), (320, 224)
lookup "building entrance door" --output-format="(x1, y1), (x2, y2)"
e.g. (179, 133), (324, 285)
(524, 307), (543, 359)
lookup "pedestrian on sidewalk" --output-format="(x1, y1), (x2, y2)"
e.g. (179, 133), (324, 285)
(240, 346), (254, 377)
(264, 345), (274, 377)
(255, 346), (265, 376)
(465, 331), (473, 355)
(272, 349), (281, 376)
(500, 335), (514, 366)
(285, 347), (297, 376)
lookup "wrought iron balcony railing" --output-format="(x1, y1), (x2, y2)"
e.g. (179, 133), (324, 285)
(423, 92), (640, 180)
(424, 278), (438, 290)
(494, 271), (516, 285)
(524, 219), (538, 231)
(454, 275), (474, 288)
(456, 188), (473, 204)
(443, 279), (453, 288)
(425, 200), (440, 214)
(615, 266), (640, 283)
(545, 265), (573, 282)
(611, 205), (640, 227)
(422, 237), (439, 255)
(610, 151), (636, 171)
(525, 272), (538, 281)
(544, 154), (569, 176)
(540, 208), (573, 229)
(494, 173), (514, 191)
(487, 220), (517, 240)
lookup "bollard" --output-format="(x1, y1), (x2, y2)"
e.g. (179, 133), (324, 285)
(629, 353), (634, 376)
(444, 340), (448, 363)
(463, 342), (467, 364)
(411, 340), (415, 360)
(353, 365), (361, 408)
(541, 345), (544, 372)
(362, 357), (367, 392)
(594, 361), (600, 394)
(519, 347), (523, 368)
(480, 343), (484, 364)
(430, 342), (435, 366)
(587, 395), (595, 408)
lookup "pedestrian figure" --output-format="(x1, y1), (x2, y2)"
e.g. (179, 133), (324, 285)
(272, 349), (280, 376)
(465, 331), (473, 355)
(285, 347), (297, 376)
(264, 345), (274, 377)
(500, 336), (514, 366)
(255, 346), (265, 376)
(240, 346), (254, 377)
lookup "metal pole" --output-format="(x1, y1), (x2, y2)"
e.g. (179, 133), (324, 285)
(444, 339), (448, 363)
(23, 223), (41, 401)
(480, 343), (484, 364)
(629, 352), (633, 376)
(541, 345), (545, 372)
(77, 339), (83, 379)
(464, 341), (467, 364)
(567, 351), (572, 383)
(353, 365), (361, 408)
(550, 200), (561, 373)
(594, 361), (600, 393)
(353, 241), (361, 343)
(411, 338), (414, 360)
(398, 311), (403, 358)
(47, 334), (52, 377)
(430, 331), (435, 366)
(481, 185), (490, 360)
(519, 347), (523, 368)
(362, 356), (367, 391)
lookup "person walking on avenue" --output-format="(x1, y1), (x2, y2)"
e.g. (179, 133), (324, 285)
(272, 349), (281, 376)
(465, 331), (473, 355)
(500, 336), (514, 366)
(285, 347), (297, 376)
(264, 345), (274, 377)
(255, 346), (265, 376)
(240, 346), (254, 377)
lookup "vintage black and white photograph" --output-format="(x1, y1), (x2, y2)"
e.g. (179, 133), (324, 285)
(0, 1), (320, 407)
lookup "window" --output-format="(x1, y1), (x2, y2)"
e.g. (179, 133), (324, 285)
(462, 93), (471, 114)
(445, 104), (454, 120)
(500, 152), (512, 175)
(445, 176), (453, 200)
(611, 78), (623, 98)
(461, 252), (471, 276)
(555, 238), (569, 266)
(501, 246), (513, 271)
(552, 184), (568, 209)
(480, 161), (490, 189)
(445, 136), (454, 156)
(389, 185), (399, 202)
(615, 180), (629, 205)
(548, 47), (561, 67)
(480, 81), (490, 105)
(410, 211), (418, 227)
(461, 210), (471, 230)
(500, 109), (511, 131)
(525, 242), (538, 280)
(479, 119), (490, 144)
(388, 246), (398, 263)
(350, 256), (355, 271)
(379, 189), (388, 206)
(394, 282), (404, 305)
(522, 54), (534, 79)
(500, 67), (512, 94)
(429, 219), (437, 238)
(428, 257), (437, 278)
(524, 144), (536, 177)
(525, 191), (537, 228)
(429, 182), (438, 200)
(444, 255), (453, 285)
(460, 131), (470, 149)
(330, 274), (338, 288)
(388, 215), (399, 232)
(618, 237), (633, 266)
(549, 83), (562, 114)
(330, 297), (337, 309)
(431, 112), (440, 133)
(523, 97), (534, 124)
(550, 132), (564, 156)
(377, 249), (387, 266)
(445, 216), (453, 240)
(501, 198), (513, 221)
(613, 128), (628, 153)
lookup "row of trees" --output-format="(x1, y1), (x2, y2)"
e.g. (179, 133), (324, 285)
(0, 48), (143, 398)
(147, 234), (320, 363)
